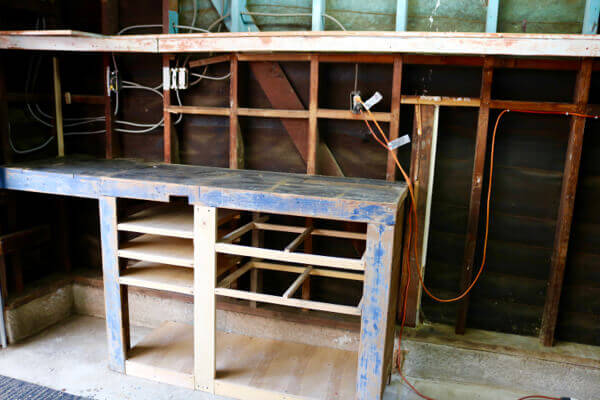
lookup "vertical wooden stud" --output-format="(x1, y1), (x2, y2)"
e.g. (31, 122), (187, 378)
(99, 196), (129, 373)
(357, 222), (397, 400)
(398, 104), (439, 326)
(386, 56), (403, 181)
(52, 57), (64, 157)
(194, 205), (217, 392)
(162, 55), (172, 163)
(250, 212), (264, 308)
(229, 56), (241, 169)
(540, 59), (593, 346)
(101, 0), (118, 159)
(455, 56), (494, 335)
(0, 56), (11, 164)
(307, 55), (319, 175)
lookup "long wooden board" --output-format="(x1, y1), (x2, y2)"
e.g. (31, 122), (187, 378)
(118, 234), (193, 267)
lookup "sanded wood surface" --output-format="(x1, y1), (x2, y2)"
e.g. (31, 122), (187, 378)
(126, 321), (194, 389)
(118, 206), (194, 238)
(215, 242), (364, 271)
(119, 261), (193, 295)
(0, 157), (406, 224)
(118, 206), (238, 238)
(215, 331), (357, 400)
(118, 234), (193, 267)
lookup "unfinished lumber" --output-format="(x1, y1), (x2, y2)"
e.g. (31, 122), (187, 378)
(540, 58), (593, 347)
(386, 56), (403, 181)
(118, 234), (194, 268)
(215, 242), (364, 271)
(307, 55), (319, 175)
(456, 56), (494, 335)
(283, 266), (313, 298)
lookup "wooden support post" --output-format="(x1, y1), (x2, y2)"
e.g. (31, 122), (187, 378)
(485, 0), (500, 33)
(456, 56), (494, 334)
(101, 0), (118, 159)
(386, 56), (403, 181)
(229, 56), (242, 169)
(99, 196), (130, 373)
(194, 205), (217, 392)
(582, 0), (600, 34)
(357, 220), (401, 400)
(250, 212), (264, 308)
(312, 0), (325, 31)
(162, 0), (177, 163)
(307, 55), (319, 175)
(398, 104), (439, 326)
(540, 59), (593, 347)
(52, 57), (64, 157)
(162, 55), (173, 163)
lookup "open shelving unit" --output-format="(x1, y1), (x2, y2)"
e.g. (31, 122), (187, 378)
(114, 203), (242, 389)
(0, 157), (406, 399)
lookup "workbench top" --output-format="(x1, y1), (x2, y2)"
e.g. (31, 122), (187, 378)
(0, 156), (407, 224)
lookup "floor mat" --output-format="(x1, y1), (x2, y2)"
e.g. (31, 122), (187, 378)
(0, 375), (88, 399)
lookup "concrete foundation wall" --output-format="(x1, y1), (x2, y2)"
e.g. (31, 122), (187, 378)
(6, 281), (600, 399)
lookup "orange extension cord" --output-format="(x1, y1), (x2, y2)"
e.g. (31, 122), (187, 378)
(357, 98), (598, 400)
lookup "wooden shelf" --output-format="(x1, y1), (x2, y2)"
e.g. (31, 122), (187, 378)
(119, 261), (193, 295)
(118, 206), (239, 239)
(118, 206), (194, 238)
(126, 321), (194, 389)
(118, 234), (193, 267)
(118, 258), (241, 294)
(215, 331), (357, 400)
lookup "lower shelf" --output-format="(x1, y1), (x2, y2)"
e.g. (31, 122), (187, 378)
(126, 322), (357, 399)
(216, 332), (357, 400)
(125, 321), (194, 389)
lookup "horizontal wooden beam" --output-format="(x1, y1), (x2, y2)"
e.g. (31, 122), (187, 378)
(252, 261), (364, 281)
(253, 222), (367, 240)
(215, 287), (361, 315)
(188, 54), (232, 68)
(215, 242), (364, 271)
(4, 31), (600, 59)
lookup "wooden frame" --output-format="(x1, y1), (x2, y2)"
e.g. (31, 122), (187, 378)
(214, 260), (362, 316)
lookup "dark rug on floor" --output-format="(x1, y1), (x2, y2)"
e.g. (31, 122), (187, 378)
(0, 375), (89, 399)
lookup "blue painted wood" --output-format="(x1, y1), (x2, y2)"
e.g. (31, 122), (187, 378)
(485, 0), (500, 33)
(0, 158), (406, 225)
(357, 222), (396, 399)
(582, 0), (600, 34)
(99, 196), (128, 373)
(312, 0), (325, 31)
(395, 0), (408, 31)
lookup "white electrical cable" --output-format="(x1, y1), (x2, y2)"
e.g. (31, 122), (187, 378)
(17, 15), (231, 153)
(190, 72), (231, 81)
(175, 25), (210, 33)
(117, 24), (162, 35)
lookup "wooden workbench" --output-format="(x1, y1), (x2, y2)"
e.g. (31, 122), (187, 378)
(0, 156), (407, 400)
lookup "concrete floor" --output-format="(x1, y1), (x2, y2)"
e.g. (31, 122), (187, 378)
(0, 315), (541, 400)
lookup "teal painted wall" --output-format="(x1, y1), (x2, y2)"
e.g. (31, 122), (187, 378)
(179, 0), (588, 33)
